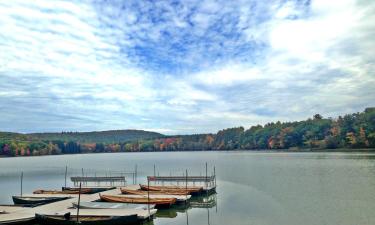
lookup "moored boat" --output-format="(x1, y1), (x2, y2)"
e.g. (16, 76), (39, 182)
(33, 189), (91, 194)
(12, 196), (69, 205)
(72, 201), (155, 210)
(35, 213), (138, 225)
(139, 184), (203, 194)
(99, 194), (176, 208)
(62, 187), (115, 194)
(120, 188), (190, 195)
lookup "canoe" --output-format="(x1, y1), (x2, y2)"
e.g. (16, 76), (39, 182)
(119, 194), (190, 203)
(62, 187), (115, 193)
(33, 189), (91, 194)
(99, 194), (176, 208)
(121, 188), (190, 195)
(139, 184), (203, 193)
(12, 196), (69, 205)
(72, 202), (155, 210)
(35, 213), (138, 225)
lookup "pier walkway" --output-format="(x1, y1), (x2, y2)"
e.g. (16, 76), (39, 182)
(0, 185), (154, 225)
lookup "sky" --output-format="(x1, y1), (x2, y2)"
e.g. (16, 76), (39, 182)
(0, 0), (374, 134)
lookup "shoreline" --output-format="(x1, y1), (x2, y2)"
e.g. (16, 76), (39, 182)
(1, 148), (375, 158)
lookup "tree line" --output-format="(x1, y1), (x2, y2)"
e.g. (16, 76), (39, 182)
(1, 107), (374, 157)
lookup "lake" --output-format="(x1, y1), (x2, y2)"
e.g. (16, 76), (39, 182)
(1, 151), (375, 225)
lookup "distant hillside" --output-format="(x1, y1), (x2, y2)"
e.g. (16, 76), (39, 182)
(0, 132), (33, 142)
(29, 130), (164, 143)
(1, 108), (374, 157)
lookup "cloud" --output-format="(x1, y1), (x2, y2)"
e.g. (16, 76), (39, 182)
(0, 0), (374, 134)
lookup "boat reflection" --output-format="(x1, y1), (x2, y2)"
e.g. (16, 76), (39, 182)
(154, 194), (217, 219)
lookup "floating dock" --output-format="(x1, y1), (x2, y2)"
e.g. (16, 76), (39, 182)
(1, 165), (217, 224)
(147, 175), (217, 194)
(0, 186), (155, 225)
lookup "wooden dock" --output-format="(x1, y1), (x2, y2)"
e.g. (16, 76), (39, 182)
(1, 164), (218, 224)
(147, 175), (217, 194)
(0, 186), (155, 225)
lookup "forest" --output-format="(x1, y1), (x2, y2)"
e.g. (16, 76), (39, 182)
(1, 107), (374, 157)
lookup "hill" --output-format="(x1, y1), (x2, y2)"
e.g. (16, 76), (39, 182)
(1, 108), (374, 156)
(28, 129), (164, 144)
(0, 132), (34, 142)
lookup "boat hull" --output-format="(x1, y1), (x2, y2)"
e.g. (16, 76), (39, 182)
(33, 189), (91, 194)
(121, 188), (190, 196)
(100, 195), (176, 209)
(139, 185), (203, 194)
(72, 202), (155, 210)
(62, 187), (115, 194)
(12, 196), (69, 205)
(35, 213), (138, 225)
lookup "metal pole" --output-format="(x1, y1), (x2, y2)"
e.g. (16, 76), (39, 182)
(185, 169), (188, 206)
(153, 164), (156, 177)
(147, 179), (150, 221)
(64, 166), (68, 188)
(81, 168), (84, 177)
(76, 182), (82, 223)
(205, 162), (208, 188)
(20, 172), (23, 196)
(135, 164), (138, 183)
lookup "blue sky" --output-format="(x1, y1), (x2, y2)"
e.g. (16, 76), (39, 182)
(0, 0), (374, 134)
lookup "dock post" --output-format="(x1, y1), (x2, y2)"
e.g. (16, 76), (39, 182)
(76, 182), (82, 223)
(147, 178), (150, 221)
(135, 164), (137, 184)
(205, 162), (208, 188)
(185, 169), (188, 206)
(81, 168), (84, 186)
(20, 172), (23, 197)
(64, 166), (67, 188)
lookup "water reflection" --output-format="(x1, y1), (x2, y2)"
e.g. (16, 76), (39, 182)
(143, 194), (217, 225)
(1, 152), (375, 225)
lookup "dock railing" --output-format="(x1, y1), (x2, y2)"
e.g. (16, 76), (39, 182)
(71, 176), (126, 187)
(147, 175), (216, 189)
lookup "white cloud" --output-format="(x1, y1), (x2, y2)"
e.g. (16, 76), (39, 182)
(193, 65), (262, 86)
(0, 0), (374, 134)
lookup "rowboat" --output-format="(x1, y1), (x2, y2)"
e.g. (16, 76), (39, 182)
(12, 196), (69, 205)
(121, 188), (190, 195)
(33, 189), (91, 194)
(99, 194), (176, 208)
(119, 194), (190, 203)
(35, 213), (138, 225)
(139, 184), (203, 194)
(72, 202), (155, 210)
(62, 187), (115, 194)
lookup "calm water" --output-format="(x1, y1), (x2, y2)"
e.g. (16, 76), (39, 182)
(1, 151), (375, 225)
